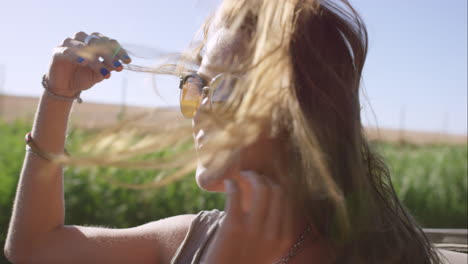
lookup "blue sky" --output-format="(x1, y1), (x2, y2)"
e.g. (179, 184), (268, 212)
(0, 0), (466, 134)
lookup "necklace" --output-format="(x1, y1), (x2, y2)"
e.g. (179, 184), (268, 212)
(272, 224), (313, 264)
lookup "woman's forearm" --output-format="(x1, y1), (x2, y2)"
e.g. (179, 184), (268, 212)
(5, 90), (74, 256)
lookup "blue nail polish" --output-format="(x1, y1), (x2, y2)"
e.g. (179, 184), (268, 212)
(113, 60), (122, 68)
(123, 55), (130, 60)
(100, 68), (109, 77)
(77, 57), (85, 63)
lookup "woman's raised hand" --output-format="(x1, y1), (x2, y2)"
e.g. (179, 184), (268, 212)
(201, 171), (298, 264)
(45, 31), (132, 97)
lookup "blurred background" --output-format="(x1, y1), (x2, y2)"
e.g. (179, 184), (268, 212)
(0, 0), (466, 262)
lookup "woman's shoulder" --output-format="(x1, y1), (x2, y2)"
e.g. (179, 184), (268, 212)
(170, 209), (226, 264)
(183, 208), (226, 235)
(193, 209), (226, 224)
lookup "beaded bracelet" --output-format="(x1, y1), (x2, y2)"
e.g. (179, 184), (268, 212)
(25, 132), (70, 161)
(42, 74), (83, 104)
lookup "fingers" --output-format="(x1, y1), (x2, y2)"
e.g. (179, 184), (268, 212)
(115, 45), (132, 64)
(90, 32), (132, 64)
(99, 50), (123, 73)
(238, 171), (293, 245)
(224, 179), (243, 222)
(89, 33), (124, 71)
(59, 37), (113, 80)
(241, 171), (271, 228)
(56, 38), (89, 66)
(72, 31), (131, 73)
(88, 59), (112, 80)
(280, 191), (294, 241)
(224, 170), (293, 242)
(263, 177), (283, 240)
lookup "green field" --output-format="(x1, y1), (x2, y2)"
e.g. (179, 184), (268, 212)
(1, 119), (467, 262)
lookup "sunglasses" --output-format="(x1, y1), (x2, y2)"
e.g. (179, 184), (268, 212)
(179, 72), (240, 118)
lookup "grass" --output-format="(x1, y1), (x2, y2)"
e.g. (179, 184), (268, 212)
(378, 142), (467, 228)
(0, 119), (466, 263)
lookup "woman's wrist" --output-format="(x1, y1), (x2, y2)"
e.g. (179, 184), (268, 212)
(42, 88), (79, 105)
(42, 74), (83, 103)
(31, 90), (74, 154)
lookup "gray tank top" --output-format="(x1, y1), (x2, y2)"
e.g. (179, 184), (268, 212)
(170, 209), (226, 264)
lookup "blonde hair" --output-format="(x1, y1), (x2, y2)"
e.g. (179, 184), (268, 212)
(54, 0), (441, 263)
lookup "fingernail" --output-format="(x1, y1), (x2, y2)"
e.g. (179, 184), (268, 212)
(224, 179), (233, 191)
(100, 68), (109, 77)
(123, 55), (130, 60)
(77, 57), (85, 63)
(113, 60), (122, 68)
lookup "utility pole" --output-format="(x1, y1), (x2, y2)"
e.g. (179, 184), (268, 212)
(438, 111), (450, 144)
(118, 77), (127, 121)
(442, 112), (449, 135)
(399, 105), (406, 145)
(0, 65), (5, 118)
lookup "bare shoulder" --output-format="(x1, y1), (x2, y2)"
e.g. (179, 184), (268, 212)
(136, 213), (196, 263)
(13, 214), (197, 264)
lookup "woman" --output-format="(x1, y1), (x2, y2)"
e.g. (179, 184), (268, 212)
(4, 0), (443, 263)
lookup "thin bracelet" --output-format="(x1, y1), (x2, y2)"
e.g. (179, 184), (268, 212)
(25, 145), (50, 160)
(42, 74), (83, 104)
(25, 132), (70, 161)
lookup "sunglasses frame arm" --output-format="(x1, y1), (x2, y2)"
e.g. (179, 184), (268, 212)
(179, 73), (208, 90)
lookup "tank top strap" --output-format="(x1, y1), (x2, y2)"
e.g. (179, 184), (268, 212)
(170, 209), (226, 264)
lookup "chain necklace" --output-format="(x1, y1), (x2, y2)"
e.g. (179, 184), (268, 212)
(272, 224), (313, 264)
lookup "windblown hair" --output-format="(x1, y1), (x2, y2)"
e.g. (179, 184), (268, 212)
(55, 0), (441, 263)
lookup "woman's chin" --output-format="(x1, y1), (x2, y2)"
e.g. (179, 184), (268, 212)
(195, 164), (217, 192)
(195, 148), (241, 192)
(195, 162), (229, 192)
(195, 159), (241, 192)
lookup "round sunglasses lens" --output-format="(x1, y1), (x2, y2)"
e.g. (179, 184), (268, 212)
(180, 76), (203, 118)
